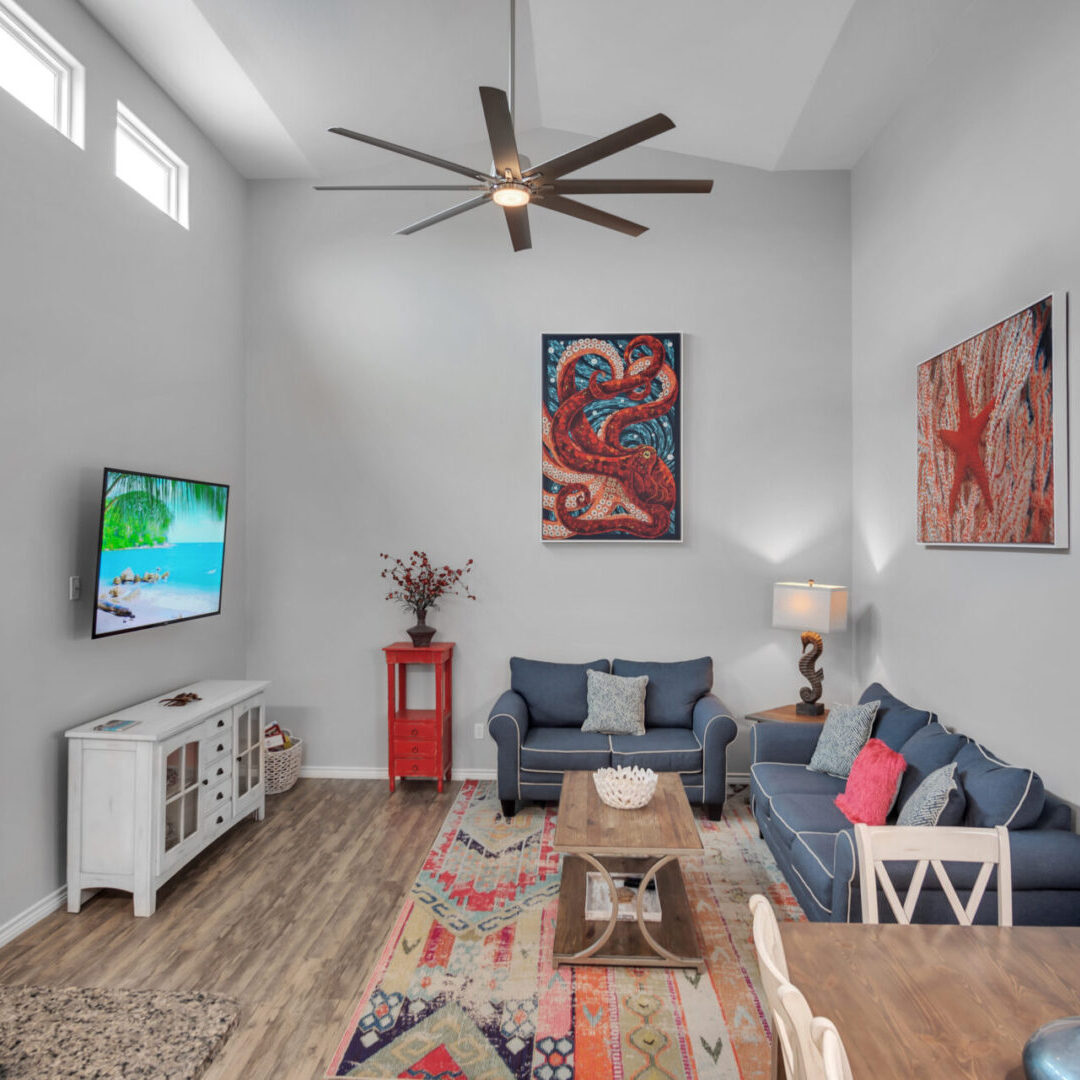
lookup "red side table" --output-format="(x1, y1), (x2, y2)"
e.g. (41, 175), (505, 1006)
(383, 641), (454, 793)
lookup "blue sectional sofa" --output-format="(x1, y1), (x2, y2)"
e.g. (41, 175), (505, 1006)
(487, 656), (737, 819)
(751, 683), (1080, 924)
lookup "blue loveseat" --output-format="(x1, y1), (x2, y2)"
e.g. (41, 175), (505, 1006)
(487, 657), (737, 819)
(751, 683), (1080, 924)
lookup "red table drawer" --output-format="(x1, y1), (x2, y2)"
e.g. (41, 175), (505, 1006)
(394, 738), (437, 759)
(397, 754), (439, 777)
(394, 719), (439, 740)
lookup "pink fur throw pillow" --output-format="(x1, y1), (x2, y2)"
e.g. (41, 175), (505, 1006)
(834, 738), (907, 826)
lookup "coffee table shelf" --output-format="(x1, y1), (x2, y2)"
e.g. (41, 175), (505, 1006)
(552, 771), (705, 972)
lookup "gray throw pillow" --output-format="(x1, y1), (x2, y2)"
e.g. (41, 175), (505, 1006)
(581, 670), (648, 735)
(807, 700), (880, 778)
(898, 762), (966, 827)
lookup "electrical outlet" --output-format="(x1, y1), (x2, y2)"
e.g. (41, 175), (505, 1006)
(474, 722), (485, 740)
(69, 576), (81, 601)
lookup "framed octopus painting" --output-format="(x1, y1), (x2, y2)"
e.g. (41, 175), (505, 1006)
(916, 293), (1068, 548)
(542, 333), (681, 541)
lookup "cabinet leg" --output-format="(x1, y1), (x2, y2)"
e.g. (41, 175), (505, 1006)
(252, 806), (265, 822)
(67, 886), (82, 914)
(133, 888), (156, 917)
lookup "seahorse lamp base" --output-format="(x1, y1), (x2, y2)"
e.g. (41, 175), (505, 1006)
(795, 701), (825, 716)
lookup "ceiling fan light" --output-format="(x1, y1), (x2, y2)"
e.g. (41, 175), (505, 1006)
(492, 182), (530, 207)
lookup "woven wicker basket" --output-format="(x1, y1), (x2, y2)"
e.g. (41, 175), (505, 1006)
(265, 729), (303, 794)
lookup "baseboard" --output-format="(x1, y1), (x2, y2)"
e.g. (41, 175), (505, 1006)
(0, 884), (66, 949)
(300, 765), (496, 781)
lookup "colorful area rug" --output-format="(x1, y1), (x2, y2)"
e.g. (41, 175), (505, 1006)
(326, 781), (803, 1080)
(0, 985), (239, 1079)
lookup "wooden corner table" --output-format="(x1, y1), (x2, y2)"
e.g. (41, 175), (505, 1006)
(552, 771), (705, 972)
(745, 704), (830, 724)
(383, 641), (454, 793)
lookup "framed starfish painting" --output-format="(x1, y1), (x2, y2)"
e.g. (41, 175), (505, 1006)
(917, 293), (1068, 548)
(541, 333), (681, 541)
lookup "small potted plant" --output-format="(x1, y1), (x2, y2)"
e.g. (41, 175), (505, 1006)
(380, 550), (476, 646)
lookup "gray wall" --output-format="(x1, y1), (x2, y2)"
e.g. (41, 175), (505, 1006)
(0, 0), (247, 926)
(245, 138), (853, 776)
(851, 0), (1080, 802)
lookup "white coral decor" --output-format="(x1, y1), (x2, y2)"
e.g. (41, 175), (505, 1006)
(593, 765), (659, 810)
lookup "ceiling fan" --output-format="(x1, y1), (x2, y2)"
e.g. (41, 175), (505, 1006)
(314, 0), (713, 251)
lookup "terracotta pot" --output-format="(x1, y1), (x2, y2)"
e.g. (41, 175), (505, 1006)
(406, 609), (436, 647)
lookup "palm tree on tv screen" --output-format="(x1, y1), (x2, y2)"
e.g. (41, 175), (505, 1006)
(103, 473), (226, 551)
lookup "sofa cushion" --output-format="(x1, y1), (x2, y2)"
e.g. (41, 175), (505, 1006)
(510, 657), (609, 728)
(896, 722), (966, 811)
(612, 657), (712, 728)
(751, 763), (846, 809)
(897, 762), (966, 827)
(955, 741), (1045, 829)
(582, 670), (648, 735)
(520, 728), (611, 772)
(834, 739), (907, 826)
(860, 682), (935, 750)
(790, 831), (843, 917)
(610, 729), (702, 772)
(808, 701), (879, 778)
(767, 793), (853, 850)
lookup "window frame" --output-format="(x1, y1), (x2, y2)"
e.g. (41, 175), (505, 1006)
(0, 0), (85, 146)
(115, 102), (190, 229)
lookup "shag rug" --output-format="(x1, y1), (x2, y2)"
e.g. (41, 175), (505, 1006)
(326, 781), (803, 1080)
(0, 985), (239, 1079)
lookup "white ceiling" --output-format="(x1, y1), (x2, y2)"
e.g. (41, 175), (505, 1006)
(77, 0), (976, 180)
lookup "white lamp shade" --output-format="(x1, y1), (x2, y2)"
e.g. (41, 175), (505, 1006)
(772, 582), (848, 634)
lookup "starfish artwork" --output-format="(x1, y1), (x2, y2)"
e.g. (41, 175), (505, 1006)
(937, 364), (994, 516)
(917, 295), (1066, 546)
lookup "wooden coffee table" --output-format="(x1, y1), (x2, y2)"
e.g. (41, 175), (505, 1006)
(552, 771), (705, 971)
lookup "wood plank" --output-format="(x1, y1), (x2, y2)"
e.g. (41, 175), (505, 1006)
(0, 778), (461, 1080)
(554, 771), (702, 856)
(783, 922), (1080, 1080)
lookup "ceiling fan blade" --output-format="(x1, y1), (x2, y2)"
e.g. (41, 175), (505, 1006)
(524, 114), (675, 180)
(479, 86), (522, 180)
(503, 205), (531, 251)
(536, 194), (647, 237)
(315, 185), (487, 191)
(550, 178), (713, 195)
(396, 194), (491, 236)
(329, 127), (490, 182)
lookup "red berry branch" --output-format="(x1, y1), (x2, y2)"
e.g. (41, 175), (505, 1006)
(379, 551), (476, 616)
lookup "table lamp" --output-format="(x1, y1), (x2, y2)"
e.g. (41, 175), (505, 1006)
(772, 580), (848, 715)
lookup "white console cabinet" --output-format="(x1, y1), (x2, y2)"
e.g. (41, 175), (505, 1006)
(66, 679), (269, 916)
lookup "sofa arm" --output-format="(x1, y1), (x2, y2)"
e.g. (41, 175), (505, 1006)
(751, 719), (823, 766)
(693, 694), (737, 808)
(488, 690), (530, 801)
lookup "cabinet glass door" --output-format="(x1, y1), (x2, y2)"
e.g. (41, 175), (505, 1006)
(234, 699), (263, 803)
(164, 739), (200, 853)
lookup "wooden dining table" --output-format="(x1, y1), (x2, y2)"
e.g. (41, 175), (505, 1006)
(781, 922), (1080, 1079)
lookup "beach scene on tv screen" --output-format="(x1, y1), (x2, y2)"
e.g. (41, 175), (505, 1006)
(94, 470), (228, 636)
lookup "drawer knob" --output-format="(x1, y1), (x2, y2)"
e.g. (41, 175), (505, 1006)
(410, 727), (418, 735)
(216, 791), (224, 801)
(217, 767), (224, 776)
(202, 778), (208, 786)
(217, 719), (225, 728)
(216, 815), (224, 825)
(411, 744), (419, 753)
(217, 744), (224, 753)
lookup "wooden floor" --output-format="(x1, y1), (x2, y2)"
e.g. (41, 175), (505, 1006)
(0, 778), (461, 1080)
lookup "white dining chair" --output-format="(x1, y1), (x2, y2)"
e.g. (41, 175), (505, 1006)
(853, 822), (1012, 926)
(750, 894), (793, 1079)
(811, 1016), (854, 1080)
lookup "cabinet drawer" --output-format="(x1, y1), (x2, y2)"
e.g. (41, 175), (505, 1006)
(201, 756), (232, 785)
(394, 737), (437, 759)
(201, 776), (231, 812)
(204, 804), (233, 836)
(393, 718), (439, 739)
(201, 734), (231, 767)
(205, 710), (231, 734)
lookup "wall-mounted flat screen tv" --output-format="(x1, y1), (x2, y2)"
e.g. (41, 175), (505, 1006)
(92, 468), (229, 639)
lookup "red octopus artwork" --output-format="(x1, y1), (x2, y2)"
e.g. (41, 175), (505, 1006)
(916, 295), (1067, 546)
(542, 334), (681, 540)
